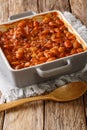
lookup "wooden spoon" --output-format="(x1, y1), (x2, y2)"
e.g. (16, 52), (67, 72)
(0, 81), (87, 112)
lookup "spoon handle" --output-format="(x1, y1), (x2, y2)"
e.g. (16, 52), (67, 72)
(0, 95), (51, 112)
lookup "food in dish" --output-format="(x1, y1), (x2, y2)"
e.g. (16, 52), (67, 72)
(0, 12), (86, 69)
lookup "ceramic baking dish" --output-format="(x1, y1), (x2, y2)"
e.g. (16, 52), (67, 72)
(0, 10), (87, 88)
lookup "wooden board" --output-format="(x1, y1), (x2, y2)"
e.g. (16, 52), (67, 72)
(9, 0), (38, 16)
(0, 112), (4, 130)
(38, 0), (70, 12)
(70, 0), (87, 124)
(45, 98), (86, 130)
(70, 0), (87, 25)
(0, 0), (9, 22)
(3, 101), (43, 130)
(0, 0), (87, 130)
(83, 92), (87, 117)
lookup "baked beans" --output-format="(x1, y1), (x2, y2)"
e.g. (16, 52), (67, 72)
(0, 12), (85, 69)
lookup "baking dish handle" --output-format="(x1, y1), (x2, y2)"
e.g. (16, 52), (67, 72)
(36, 59), (72, 78)
(9, 11), (36, 20)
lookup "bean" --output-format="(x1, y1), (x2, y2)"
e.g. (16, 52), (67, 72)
(44, 41), (53, 48)
(0, 31), (2, 37)
(59, 53), (65, 58)
(33, 21), (39, 27)
(77, 48), (83, 53)
(47, 57), (56, 62)
(70, 49), (77, 55)
(15, 63), (24, 69)
(44, 50), (52, 58)
(17, 20), (26, 27)
(41, 30), (49, 35)
(39, 57), (47, 62)
(25, 62), (30, 67)
(58, 47), (65, 52)
(16, 48), (24, 59)
(64, 40), (73, 48)
(49, 21), (57, 27)
(73, 41), (81, 49)
(55, 19), (64, 26)
(55, 32), (61, 38)
(42, 17), (50, 23)
(54, 28), (59, 33)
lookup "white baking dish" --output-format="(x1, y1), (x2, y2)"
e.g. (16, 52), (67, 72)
(0, 10), (87, 88)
